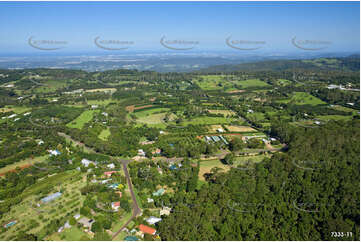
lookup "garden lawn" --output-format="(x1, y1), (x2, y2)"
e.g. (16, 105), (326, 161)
(67, 110), (98, 129)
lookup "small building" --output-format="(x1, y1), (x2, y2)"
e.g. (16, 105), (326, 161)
(107, 163), (115, 169)
(49, 149), (61, 156)
(138, 149), (146, 157)
(124, 236), (139, 241)
(138, 224), (156, 235)
(91, 105), (98, 109)
(145, 216), (162, 225)
(169, 164), (178, 171)
(74, 214), (81, 220)
(147, 198), (154, 203)
(217, 128), (224, 133)
(314, 121), (321, 125)
(152, 188), (165, 197)
(111, 202), (120, 211)
(211, 136), (220, 142)
(78, 217), (94, 228)
(41, 192), (62, 203)
(3, 220), (17, 228)
(108, 183), (120, 190)
(219, 135), (229, 145)
(37, 140), (44, 145)
(152, 148), (161, 155)
(81, 158), (95, 167)
(8, 114), (17, 119)
(160, 207), (171, 216)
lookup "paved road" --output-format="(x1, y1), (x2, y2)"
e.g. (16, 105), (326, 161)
(112, 158), (142, 240)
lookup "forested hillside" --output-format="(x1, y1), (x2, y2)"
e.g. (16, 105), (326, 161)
(157, 119), (360, 240)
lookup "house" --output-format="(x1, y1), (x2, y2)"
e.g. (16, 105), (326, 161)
(78, 217), (94, 228)
(111, 202), (120, 211)
(138, 224), (156, 235)
(169, 164), (178, 171)
(152, 148), (161, 155)
(217, 128), (224, 133)
(107, 163), (115, 169)
(41, 192), (62, 203)
(58, 226), (64, 233)
(347, 102), (355, 106)
(104, 171), (117, 177)
(101, 179), (112, 184)
(211, 136), (220, 142)
(37, 140), (44, 145)
(160, 206), (171, 216)
(147, 198), (154, 203)
(145, 216), (162, 225)
(81, 159), (94, 167)
(14, 118), (20, 121)
(138, 149), (146, 157)
(108, 183), (121, 190)
(102, 112), (108, 117)
(91, 105), (98, 109)
(314, 121), (321, 125)
(74, 214), (81, 220)
(159, 130), (165, 134)
(270, 138), (277, 142)
(152, 188), (165, 196)
(8, 114), (17, 119)
(219, 135), (229, 145)
(23, 112), (31, 116)
(247, 109), (254, 113)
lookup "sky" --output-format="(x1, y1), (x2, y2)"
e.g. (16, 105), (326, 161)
(0, 1), (359, 54)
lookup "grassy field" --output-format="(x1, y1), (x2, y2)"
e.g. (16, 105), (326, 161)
(67, 110), (98, 129)
(87, 99), (115, 106)
(278, 92), (326, 106)
(198, 159), (230, 181)
(98, 128), (111, 141)
(225, 125), (257, 132)
(130, 107), (174, 128)
(181, 116), (236, 126)
(33, 80), (67, 93)
(316, 115), (353, 121)
(0, 155), (48, 175)
(236, 79), (270, 88)
(0, 105), (31, 114)
(208, 109), (236, 116)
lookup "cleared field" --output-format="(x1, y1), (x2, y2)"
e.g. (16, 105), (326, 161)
(33, 80), (67, 93)
(0, 155), (48, 176)
(278, 92), (326, 106)
(87, 99), (114, 106)
(316, 115), (353, 121)
(85, 88), (116, 93)
(198, 159), (230, 181)
(181, 116), (236, 126)
(236, 79), (270, 88)
(225, 125), (256, 132)
(208, 109), (236, 116)
(194, 75), (239, 91)
(126, 104), (154, 113)
(98, 128), (111, 141)
(0, 105), (31, 114)
(67, 110), (98, 129)
(208, 125), (224, 132)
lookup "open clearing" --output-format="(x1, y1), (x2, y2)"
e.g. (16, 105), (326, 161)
(0, 155), (48, 176)
(85, 88), (116, 93)
(237, 79), (270, 88)
(181, 116), (236, 126)
(278, 92), (326, 106)
(67, 110), (98, 129)
(225, 125), (257, 132)
(98, 128), (111, 141)
(208, 109), (236, 116)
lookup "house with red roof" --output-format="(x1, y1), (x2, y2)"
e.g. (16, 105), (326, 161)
(138, 224), (156, 235)
(111, 201), (120, 211)
(104, 171), (117, 177)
